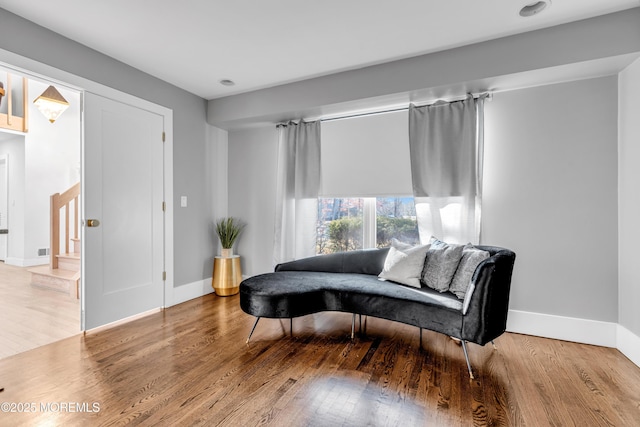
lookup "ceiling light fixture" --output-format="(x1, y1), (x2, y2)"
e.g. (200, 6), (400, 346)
(33, 85), (70, 123)
(519, 0), (550, 17)
(219, 79), (235, 86)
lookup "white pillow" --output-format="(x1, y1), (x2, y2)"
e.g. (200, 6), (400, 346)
(378, 242), (430, 288)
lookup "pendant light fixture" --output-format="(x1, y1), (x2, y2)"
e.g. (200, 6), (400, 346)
(33, 85), (70, 123)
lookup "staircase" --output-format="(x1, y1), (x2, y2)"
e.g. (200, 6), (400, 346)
(29, 183), (81, 298)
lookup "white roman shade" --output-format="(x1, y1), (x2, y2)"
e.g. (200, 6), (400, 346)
(320, 110), (412, 197)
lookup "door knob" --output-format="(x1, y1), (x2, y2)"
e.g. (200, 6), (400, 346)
(86, 219), (100, 227)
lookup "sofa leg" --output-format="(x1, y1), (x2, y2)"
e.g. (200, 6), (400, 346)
(246, 317), (261, 344)
(290, 318), (293, 337)
(351, 314), (356, 340)
(461, 340), (475, 380)
(491, 340), (498, 351)
(358, 314), (362, 334)
(419, 328), (423, 348)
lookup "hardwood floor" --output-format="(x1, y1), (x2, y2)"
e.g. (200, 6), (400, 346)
(0, 262), (80, 359)
(0, 293), (639, 426)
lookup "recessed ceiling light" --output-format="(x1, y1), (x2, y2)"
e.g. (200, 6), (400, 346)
(519, 0), (551, 17)
(219, 79), (235, 86)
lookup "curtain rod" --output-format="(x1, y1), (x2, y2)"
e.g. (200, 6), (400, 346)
(276, 92), (491, 127)
(314, 91), (492, 125)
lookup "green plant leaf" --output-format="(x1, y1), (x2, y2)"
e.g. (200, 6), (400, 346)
(215, 217), (245, 249)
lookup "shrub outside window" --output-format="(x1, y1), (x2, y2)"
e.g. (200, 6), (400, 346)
(375, 197), (420, 248)
(316, 197), (418, 254)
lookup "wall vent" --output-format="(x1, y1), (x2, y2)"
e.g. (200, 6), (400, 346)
(38, 248), (50, 256)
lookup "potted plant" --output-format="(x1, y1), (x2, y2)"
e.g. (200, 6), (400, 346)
(215, 217), (245, 258)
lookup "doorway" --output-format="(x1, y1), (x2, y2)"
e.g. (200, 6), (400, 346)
(0, 56), (174, 358)
(0, 68), (82, 358)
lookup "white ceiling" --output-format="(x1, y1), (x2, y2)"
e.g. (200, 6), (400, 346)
(0, 0), (638, 100)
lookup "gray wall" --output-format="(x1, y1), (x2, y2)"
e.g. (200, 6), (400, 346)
(0, 8), (214, 287)
(208, 8), (640, 130)
(228, 127), (278, 276)
(228, 75), (620, 323)
(619, 58), (640, 336)
(483, 76), (618, 322)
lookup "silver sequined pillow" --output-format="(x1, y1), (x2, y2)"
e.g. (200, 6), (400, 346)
(421, 238), (465, 292)
(449, 244), (490, 299)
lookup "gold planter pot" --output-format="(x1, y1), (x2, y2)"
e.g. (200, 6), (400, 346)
(212, 255), (242, 296)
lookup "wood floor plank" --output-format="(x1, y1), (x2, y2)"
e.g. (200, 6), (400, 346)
(1, 293), (640, 426)
(0, 262), (80, 359)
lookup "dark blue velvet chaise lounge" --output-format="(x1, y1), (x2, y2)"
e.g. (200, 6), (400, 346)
(239, 245), (516, 379)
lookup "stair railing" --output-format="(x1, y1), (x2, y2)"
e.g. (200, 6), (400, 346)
(0, 72), (29, 133)
(50, 182), (80, 269)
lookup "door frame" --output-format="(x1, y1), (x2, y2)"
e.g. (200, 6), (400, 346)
(0, 154), (8, 261)
(0, 48), (175, 330)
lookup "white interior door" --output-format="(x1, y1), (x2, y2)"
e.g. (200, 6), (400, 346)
(83, 92), (165, 330)
(0, 154), (7, 261)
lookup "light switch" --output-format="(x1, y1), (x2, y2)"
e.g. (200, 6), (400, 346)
(180, 196), (188, 207)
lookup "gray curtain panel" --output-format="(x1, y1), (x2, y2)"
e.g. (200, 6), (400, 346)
(408, 95), (485, 244)
(409, 94), (477, 198)
(273, 120), (321, 265)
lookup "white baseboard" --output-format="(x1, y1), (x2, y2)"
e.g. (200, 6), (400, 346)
(168, 277), (214, 307)
(85, 308), (162, 333)
(617, 324), (640, 367)
(4, 257), (48, 267)
(506, 309), (617, 348)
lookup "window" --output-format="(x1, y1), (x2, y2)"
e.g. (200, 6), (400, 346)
(317, 198), (363, 254)
(317, 110), (418, 254)
(375, 197), (420, 247)
(317, 197), (418, 254)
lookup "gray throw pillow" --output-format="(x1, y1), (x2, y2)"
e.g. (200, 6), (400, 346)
(421, 237), (465, 292)
(449, 244), (490, 299)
